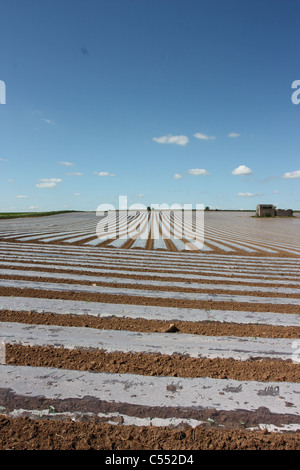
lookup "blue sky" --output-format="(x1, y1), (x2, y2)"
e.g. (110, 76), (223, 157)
(0, 0), (299, 211)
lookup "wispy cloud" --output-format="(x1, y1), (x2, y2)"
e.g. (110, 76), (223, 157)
(282, 170), (300, 179)
(38, 178), (62, 183)
(36, 178), (62, 188)
(232, 165), (253, 175)
(273, 190), (280, 194)
(42, 118), (55, 124)
(73, 193), (81, 196)
(66, 172), (83, 176)
(255, 175), (280, 184)
(228, 132), (240, 138)
(29, 206), (39, 210)
(193, 133), (216, 141)
(237, 192), (254, 197)
(93, 171), (115, 176)
(173, 173), (182, 179)
(58, 161), (74, 166)
(0, 158), (8, 162)
(188, 168), (210, 176)
(152, 134), (189, 146)
(16, 195), (28, 198)
(136, 193), (144, 197)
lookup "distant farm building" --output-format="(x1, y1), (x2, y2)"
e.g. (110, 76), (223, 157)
(256, 204), (276, 217)
(276, 208), (293, 217)
(256, 204), (293, 217)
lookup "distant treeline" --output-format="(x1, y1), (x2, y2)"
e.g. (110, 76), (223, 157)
(0, 210), (81, 219)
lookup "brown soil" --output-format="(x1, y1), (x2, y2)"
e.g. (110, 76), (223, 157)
(1, 272), (300, 300)
(1, 415), (300, 450)
(1, 310), (299, 339)
(2, 263), (300, 289)
(1, 256), (299, 277)
(5, 344), (300, 383)
(0, 235), (299, 258)
(1, 237), (300, 450)
(1, 287), (299, 314)
(1, 241), (299, 267)
(2, 384), (300, 434)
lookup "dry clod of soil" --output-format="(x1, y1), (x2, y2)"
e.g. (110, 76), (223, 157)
(164, 323), (179, 333)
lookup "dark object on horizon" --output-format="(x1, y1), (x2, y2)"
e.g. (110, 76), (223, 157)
(256, 204), (293, 217)
(276, 208), (293, 217)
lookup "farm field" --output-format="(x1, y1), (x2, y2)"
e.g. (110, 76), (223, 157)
(0, 210), (299, 255)
(0, 210), (300, 450)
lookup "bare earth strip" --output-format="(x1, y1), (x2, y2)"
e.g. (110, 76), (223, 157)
(1, 365), (300, 434)
(1, 286), (300, 313)
(6, 344), (300, 383)
(1, 321), (297, 361)
(1, 415), (300, 450)
(1, 296), (300, 327)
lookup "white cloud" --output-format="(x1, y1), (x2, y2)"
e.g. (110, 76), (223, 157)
(16, 195), (28, 198)
(136, 193), (144, 197)
(29, 206), (39, 210)
(73, 193), (81, 196)
(39, 178), (62, 183)
(0, 158), (8, 162)
(193, 133), (216, 141)
(36, 178), (62, 188)
(273, 190), (280, 194)
(228, 132), (240, 138)
(42, 118), (54, 124)
(188, 168), (210, 176)
(58, 161), (74, 166)
(66, 172), (83, 176)
(93, 171), (115, 176)
(232, 165), (253, 175)
(173, 173), (182, 179)
(36, 182), (57, 188)
(152, 134), (189, 146)
(237, 192), (254, 197)
(282, 170), (300, 179)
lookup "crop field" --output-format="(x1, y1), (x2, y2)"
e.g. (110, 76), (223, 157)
(0, 210), (300, 450)
(0, 210), (299, 255)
